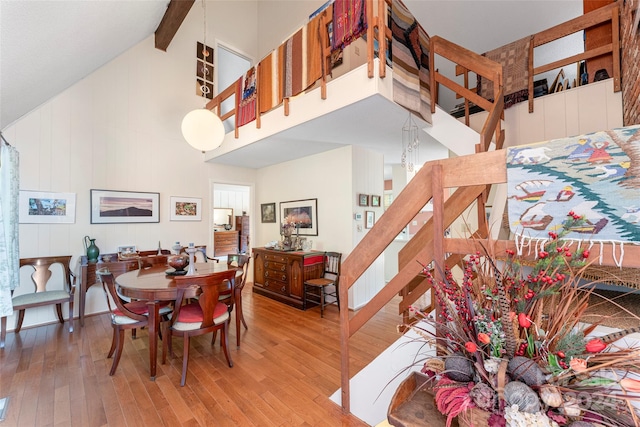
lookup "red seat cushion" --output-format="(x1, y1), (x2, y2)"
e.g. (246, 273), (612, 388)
(176, 302), (228, 323)
(304, 255), (324, 266)
(114, 300), (170, 316)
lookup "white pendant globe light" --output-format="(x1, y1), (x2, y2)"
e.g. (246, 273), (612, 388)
(181, 0), (224, 152)
(181, 108), (225, 151)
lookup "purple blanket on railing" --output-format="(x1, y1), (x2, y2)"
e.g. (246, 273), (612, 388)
(332, 0), (367, 51)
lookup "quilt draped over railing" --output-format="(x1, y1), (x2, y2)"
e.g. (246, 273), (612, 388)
(236, 67), (257, 127)
(477, 36), (531, 109)
(391, 0), (432, 124)
(0, 141), (20, 317)
(506, 125), (640, 265)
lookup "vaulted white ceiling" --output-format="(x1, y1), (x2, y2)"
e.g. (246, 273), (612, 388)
(0, 0), (169, 129)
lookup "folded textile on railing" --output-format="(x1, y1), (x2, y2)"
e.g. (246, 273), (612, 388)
(506, 125), (640, 261)
(278, 13), (324, 101)
(477, 36), (531, 109)
(391, 0), (432, 124)
(236, 67), (257, 127)
(332, 0), (367, 51)
(258, 51), (280, 114)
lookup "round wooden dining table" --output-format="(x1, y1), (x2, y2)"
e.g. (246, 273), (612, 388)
(116, 262), (231, 380)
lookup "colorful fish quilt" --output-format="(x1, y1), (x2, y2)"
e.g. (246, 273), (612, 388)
(506, 125), (640, 245)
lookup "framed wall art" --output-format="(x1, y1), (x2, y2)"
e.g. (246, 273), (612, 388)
(280, 198), (318, 236)
(358, 193), (369, 206)
(371, 195), (381, 207)
(90, 189), (160, 224)
(365, 210), (375, 229)
(169, 196), (202, 221)
(261, 202), (276, 223)
(19, 190), (76, 224)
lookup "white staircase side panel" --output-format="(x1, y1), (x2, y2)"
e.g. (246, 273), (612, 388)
(329, 319), (436, 426)
(423, 105), (481, 157)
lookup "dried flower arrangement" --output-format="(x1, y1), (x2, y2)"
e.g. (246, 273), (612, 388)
(408, 213), (640, 427)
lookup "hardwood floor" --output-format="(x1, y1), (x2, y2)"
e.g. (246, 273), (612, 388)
(0, 283), (403, 426)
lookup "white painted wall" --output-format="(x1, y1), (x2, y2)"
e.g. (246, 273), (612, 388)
(465, 79), (624, 148)
(254, 145), (386, 310)
(256, 0), (326, 59)
(3, 2), (259, 332)
(351, 145), (385, 310)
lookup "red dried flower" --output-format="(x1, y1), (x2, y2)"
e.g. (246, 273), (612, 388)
(518, 313), (531, 328)
(477, 333), (491, 344)
(518, 313), (532, 328)
(465, 341), (478, 353)
(585, 338), (606, 353)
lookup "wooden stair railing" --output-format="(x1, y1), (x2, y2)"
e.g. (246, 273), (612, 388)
(528, 2), (620, 113)
(430, 35), (505, 152)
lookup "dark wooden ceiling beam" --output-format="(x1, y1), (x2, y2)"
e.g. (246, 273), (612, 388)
(154, 0), (195, 51)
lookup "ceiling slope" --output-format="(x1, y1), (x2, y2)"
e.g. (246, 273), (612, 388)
(0, 0), (169, 129)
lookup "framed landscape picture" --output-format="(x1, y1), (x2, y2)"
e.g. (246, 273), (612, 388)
(170, 196), (202, 221)
(19, 190), (76, 224)
(280, 198), (318, 236)
(358, 194), (369, 206)
(371, 195), (381, 207)
(90, 189), (160, 224)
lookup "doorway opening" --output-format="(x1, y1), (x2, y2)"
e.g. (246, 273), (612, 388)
(212, 183), (252, 262)
(215, 42), (252, 133)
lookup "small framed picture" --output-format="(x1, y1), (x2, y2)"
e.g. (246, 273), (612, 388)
(117, 245), (137, 255)
(19, 190), (76, 224)
(365, 210), (375, 229)
(371, 195), (381, 207)
(358, 194), (369, 206)
(261, 202), (276, 223)
(170, 196), (202, 221)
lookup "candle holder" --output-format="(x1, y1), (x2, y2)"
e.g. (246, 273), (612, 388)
(185, 244), (197, 275)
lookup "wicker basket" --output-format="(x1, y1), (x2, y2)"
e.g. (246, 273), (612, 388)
(387, 372), (447, 426)
(457, 408), (491, 427)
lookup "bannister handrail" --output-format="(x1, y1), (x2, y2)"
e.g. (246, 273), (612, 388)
(429, 35), (504, 150)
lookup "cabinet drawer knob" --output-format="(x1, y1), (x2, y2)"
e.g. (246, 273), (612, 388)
(265, 271), (270, 278)
(264, 261), (269, 268)
(281, 286), (286, 293)
(281, 274), (286, 281)
(280, 265), (285, 271)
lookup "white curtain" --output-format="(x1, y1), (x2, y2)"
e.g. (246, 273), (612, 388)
(0, 142), (19, 317)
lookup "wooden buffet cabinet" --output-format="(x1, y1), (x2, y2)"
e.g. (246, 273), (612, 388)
(252, 247), (325, 309)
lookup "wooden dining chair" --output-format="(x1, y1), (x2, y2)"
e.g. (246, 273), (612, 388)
(97, 270), (171, 375)
(162, 269), (236, 386)
(222, 254), (250, 346)
(137, 255), (168, 270)
(1, 256), (75, 349)
(303, 252), (342, 318)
